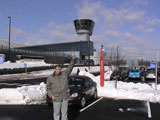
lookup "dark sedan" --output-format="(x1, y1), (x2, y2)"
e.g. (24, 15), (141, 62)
(110, 67), (129, 81)
(46, 75), (97, 108)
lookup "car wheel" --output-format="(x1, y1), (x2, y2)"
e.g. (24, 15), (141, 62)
(80, 97), (86, 108)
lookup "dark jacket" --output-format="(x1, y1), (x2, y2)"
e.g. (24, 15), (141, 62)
(46, 59), (75, 102)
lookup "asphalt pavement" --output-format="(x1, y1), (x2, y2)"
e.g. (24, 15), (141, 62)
(0, 98), (160, 120)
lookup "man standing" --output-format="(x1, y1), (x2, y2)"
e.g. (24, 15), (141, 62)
(46, 54), (75, 120)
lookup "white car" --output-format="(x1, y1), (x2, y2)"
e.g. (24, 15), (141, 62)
(145, 69), (156, 79)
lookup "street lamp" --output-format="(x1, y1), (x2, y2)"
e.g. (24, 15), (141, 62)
(8, 16), (11, 61)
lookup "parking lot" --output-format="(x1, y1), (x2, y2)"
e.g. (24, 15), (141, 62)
(0, 97), (160, 120)
(0, 75), (160, 120)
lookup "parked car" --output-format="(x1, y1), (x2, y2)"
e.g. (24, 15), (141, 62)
(110, 69), (121, 80)
(129, 69), (140, 79)
(145, 68), (156, 80)
(110, 66), (129, 81)
(46, 75), (97, 108)
(118, 66), (129, 81)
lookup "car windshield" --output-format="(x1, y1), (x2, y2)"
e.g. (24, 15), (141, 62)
(130, 69), (139, 72)
(147, 69), (155, 73)
(119, 67), (128, 71)
(112, 70), (121, 75)
(68, 77), (84, 87)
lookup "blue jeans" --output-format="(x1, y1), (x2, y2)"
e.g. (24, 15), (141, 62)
(53, 99), (68, 120)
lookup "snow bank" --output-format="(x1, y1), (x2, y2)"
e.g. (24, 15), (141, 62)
(79, 71), (160, 103)
(32, 66), (109, 77)
(1, 70), (160, 104)
(0, 83), (46, 104)
(0, 62), (51, 69)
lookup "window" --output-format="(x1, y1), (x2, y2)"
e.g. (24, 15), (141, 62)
(68, 77), (84, 87)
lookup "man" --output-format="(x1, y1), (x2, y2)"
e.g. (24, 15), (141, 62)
(46, 54), (75, 120)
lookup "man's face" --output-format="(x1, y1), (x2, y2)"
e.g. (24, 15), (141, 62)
(55, 66), (61, 74)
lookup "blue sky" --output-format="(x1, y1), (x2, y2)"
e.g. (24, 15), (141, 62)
(0, 0), (160, 60)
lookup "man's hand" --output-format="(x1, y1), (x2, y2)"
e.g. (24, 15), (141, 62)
(52, 96), (55, 100)
(72, 53), (76, 59)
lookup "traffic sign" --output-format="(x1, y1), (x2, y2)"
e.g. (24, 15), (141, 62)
(0, 56), (4, 64)
(150, 62), (156, 68)
(24, 63), (27, 67)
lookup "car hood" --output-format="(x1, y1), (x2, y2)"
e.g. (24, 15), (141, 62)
(146, 73), (155, 76)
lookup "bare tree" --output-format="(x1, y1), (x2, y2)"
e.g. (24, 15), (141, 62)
(105, 45), (126, 70)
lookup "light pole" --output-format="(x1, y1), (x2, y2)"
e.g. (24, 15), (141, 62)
(8, 16), (11, 61)
(88, 36), (90, 69)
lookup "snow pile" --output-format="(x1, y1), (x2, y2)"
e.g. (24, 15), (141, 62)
(0, 88), (24, 104)
(0, 82), (46, 104)
(79, 71), (160, 103)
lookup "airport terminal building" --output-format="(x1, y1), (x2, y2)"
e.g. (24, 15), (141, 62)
(15, 40), (94, 64)
(0, 40), (94, 64)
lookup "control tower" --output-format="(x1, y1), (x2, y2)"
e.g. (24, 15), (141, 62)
(74, 19), (95, 66)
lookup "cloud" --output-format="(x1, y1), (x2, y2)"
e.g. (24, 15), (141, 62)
(134, 18), (160, 33)
(101, 8), (146, 26)
(104, 29), (121, 38)
(77, 1), (146, 27)
(123, 0), (149, 7)
(146, 18), (160, 27)
(25, 34), (52, 45)
(122, 32), (146, 46)
(78, 1), (146, 26)
(116, 8), (145, 24)
(77, 1), (102, 22)
(145, 28), (154, 33)
(42, 22), (77, 43)
(134, 25), (154, 33)
(10, 26), (26, 41)
(76, 1), (156, 58)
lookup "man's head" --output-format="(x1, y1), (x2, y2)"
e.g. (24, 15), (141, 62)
(55, 65), (62, 75)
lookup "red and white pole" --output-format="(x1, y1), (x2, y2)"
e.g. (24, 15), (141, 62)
(100, 45), (104, 87)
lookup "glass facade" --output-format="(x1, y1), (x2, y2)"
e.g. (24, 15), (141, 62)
(16, 41), (94, 59)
